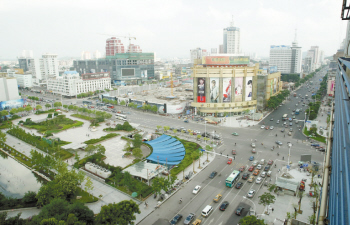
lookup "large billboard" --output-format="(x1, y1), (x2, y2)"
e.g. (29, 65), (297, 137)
(82, 72), (110, 80)
(197, 78), (206, 102)
(0, 99), (24, 111)
(223, 78), (231, 102)
(210, 78), (219, 103)
(121, 68), (135, 76)
(203, 56), (250, 65)
(273, 78), (277, 94)
(246, 77), (253, 101)
(234, 77), (243, 102)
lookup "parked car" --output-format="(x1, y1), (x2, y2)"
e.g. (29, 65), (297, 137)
(256, 164), (262, 170)
(265, 126), (270, 130)
(242, 173), (249, 180)
(236, 206), (245, 216)
(281, 129), (285, 133)
(239, 166), (246, 172)
(170, 214), (183, 224)
(209, 171), (217, 179)
(275, 141), (283, 145)
(192, 185), (201, 194)
(252, 160), (258, 166)
(248, 166), (254, 172)
(260, 172), (267, 178)
(232, 149), (236, 155)
(267, 160), (273, 165)
(251, 143), (256, 148)
(249, 156), (254, 161)
(227, 158), (232, 164)
(213, 194), (222, 202)
(256, 177), (263, 183)
(235, 182), (243, 189)
(270, 126), (274, 130)
(247, 190), (256, 198)
(219, 201), (229, 211)
(251, 148), (256, 153)
(261, 125), (265, 129)
(248, 176), (255, 183)
(264, 166), (270, 171)
(270, 118), (274, 121)
(232, 132), (239, 136)
(253, 169), (260, 176)
(183, 213), (195, 225)
(276, 120), (280, 124)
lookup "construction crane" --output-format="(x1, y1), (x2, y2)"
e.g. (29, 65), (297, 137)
(96, 33), (136, 46)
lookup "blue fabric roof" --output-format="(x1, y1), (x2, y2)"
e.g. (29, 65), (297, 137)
(146, 135), (185, 166)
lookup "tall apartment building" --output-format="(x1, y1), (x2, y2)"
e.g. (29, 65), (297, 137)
(0, 77), (20, 101)
(223, 20), (240, 54)
(269, 39), (302, 74)
(81, 51), (92, 60)
(190, 48), (208, 63)
(47, 71), (111, 96)
(106, 37), (125, 56)
(219, 45), (224, 54)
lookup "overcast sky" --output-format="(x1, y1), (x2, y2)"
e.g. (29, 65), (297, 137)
(0, 0), (347, 60)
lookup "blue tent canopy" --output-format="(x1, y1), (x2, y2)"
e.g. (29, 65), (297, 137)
(146, 135), (185, 165)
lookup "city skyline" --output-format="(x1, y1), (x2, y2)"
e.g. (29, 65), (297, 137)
(0, 0), (346, 60)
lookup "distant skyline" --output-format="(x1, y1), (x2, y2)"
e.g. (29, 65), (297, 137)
(0, 0), (347, 60)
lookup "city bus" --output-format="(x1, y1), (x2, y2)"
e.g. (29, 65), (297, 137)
(83, 101), (92, 105)
(282, 114), (288, 121)
(295, 109), (300, 115)
(106, 104), (114, 109)
(115, 114), (127, 121)
(225, 170), (240, 187)
(97, 102), (105, 107)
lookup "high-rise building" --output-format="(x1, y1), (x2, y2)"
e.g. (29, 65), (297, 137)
(223, 20), (240, 54)
(28, 53), (59, 86)
(219, 45), (224, 54)
(94, 50), (102, 59)
(81, 51), (91, 60)
(0, 77), (20, 101)
(269, 34), (302, 74)
(127, 44), (142, 53)
(190, 48), (208, 63)
(211, 48), (217, 54)
(106, 37), (125, 56)
(21, 50), (33, 58)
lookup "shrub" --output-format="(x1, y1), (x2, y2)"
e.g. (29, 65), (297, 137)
(48, 113), (52, 118)
(54, 112), (58, 116)
(84, 133), (118, 144)
(22, 191), (37, 204)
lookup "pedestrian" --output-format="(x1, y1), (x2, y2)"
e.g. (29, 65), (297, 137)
(227, 154), (228, 158)
(235, 143), (236, 146)
(234, 156), (235, 160)
(272, 208), (274, 212)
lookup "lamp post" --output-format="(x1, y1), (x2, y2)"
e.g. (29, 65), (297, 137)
(204, 120), (207, 144)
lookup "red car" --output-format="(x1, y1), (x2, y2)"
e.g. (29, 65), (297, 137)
(239, 166), (245, 172)
(227, 158), (232, 164)
(248, 166), (254, 172)
(268, 160), (273, 165)
(265, 126), (270, 130)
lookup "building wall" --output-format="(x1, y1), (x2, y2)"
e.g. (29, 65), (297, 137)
(191, 64), (258, 114)
(0, 78), (20, 102)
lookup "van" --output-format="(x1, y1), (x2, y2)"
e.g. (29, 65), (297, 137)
(260, 159), (265, 165)
(267, 171), (272, 177)
(201, 205), (213, 217)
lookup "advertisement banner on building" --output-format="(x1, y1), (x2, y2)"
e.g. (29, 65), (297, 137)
(246, 77), (253, 101)
(82, 72), (110, 80)
(234, 77), (243, 102)
(203, 56), (250, 65)
(141, 70), (148, 78)
(274, 78), (277, 94)
(0, 99), (24, 111)
(270, 79), (273, 95)
(166, 103), (186, 114)
(210, 78), (219, 103)
(197, 78), (206, 102)
(327, 80), (335, 96)
(222, 78), (231, 102)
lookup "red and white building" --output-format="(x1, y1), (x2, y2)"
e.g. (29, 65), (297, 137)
(106, 37), (125, 56)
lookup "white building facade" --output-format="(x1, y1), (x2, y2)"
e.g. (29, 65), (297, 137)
(47, 71), (111, 97)
(223, 21), (240, 54)
(28, 53), (59, 86)
(7, 71), (33, 88)
(0, 77), (20, 102)
(269, 40), (302, 74)
(190, 48), (208, 63)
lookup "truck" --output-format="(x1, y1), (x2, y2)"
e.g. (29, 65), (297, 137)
(293, 93), (297, 97)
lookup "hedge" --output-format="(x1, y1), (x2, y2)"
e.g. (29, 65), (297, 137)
(84, 133), (119, 144)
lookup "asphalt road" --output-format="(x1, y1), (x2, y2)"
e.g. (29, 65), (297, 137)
(19, 67), (328, 224)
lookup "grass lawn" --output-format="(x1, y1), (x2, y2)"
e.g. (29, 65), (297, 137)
(304, 127), (326, 143)
(84, 133), (119, 144)
(70, 188), (98, 204)
(71, 114), (94, 121)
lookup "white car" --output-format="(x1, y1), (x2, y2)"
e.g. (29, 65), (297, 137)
(192, 185), (201, 194)
(256, 164), (262, 170)
(261, 125), (265, 129)
(260, 172), (267, 178)
(252, 160), (258, 167)
(270, 126), (274, 130)
(247, 190), (256, 198)
(256, 177), (263, 184)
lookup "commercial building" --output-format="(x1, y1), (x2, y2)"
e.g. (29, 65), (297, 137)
(190, 48), (208, 63)
(73, 52), (155, 84)
(0, 77), (20, 102)
(269, 38), (302, 74)
(223, 20), (240, 54)
(47, 71), (111, 97)
(191, 56), (282, 115)
(7, 70), (33, 88)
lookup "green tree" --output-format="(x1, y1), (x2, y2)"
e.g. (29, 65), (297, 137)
(95, 200), (140, 225)
(163, 126), (170, 133)
(0, 110), (9, 120)
(68, 105), (74, 111)
(151, 105), (157, 113)
(45, 104), (51, 109)
(156, 125), (162, 131)
(85, 144), (106, 156)
(258, 192), (276, 207)
(63, 105), (68, 110)
(132, 147), (143, 160)
(25, 105), (33, 112)
(132, 134), (142, 149)
(40, 218), (59, 225)
(9, 108), (18, 115)
(36, 105), (43, 111)
(239, 215), (266, 225)
(173, 129), (177, 135)
(67, 202), (94, 224)
(0, 131), (6, 143)
(84, 177), (94, 196)
(120, 100), (126, 106)
(22, 191), (37, 203)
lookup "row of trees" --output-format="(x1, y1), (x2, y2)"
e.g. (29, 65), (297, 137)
(1, 199), (140, 225)
(306, 74), (328, 120)
(76, 90), (104, 98)
(265, 90), (290, 110)
(68, 106), (112, 120)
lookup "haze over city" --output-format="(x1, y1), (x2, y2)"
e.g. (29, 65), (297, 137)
(0, 0), (347, 59)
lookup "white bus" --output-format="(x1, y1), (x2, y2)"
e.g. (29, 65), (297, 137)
(115, 114), (127, 121)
